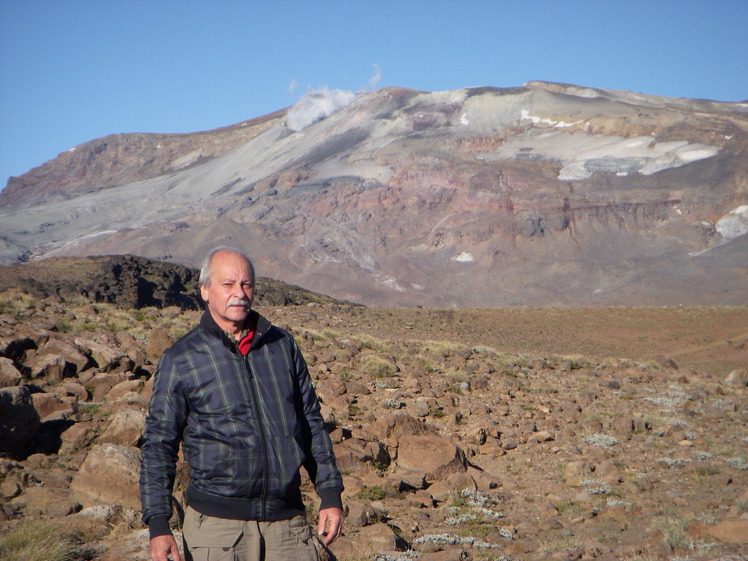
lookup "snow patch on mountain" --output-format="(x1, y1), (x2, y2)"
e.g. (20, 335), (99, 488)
(484, 129), (720, 181)
(716, 205), (748, 240)
(520, 109), (582, 128)
(452, 252), (475, 263)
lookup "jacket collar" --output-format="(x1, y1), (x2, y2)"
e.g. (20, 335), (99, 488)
(200, 309), (270, 350)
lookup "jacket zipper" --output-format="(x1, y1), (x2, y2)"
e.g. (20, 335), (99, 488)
(242, 333), (271, 520)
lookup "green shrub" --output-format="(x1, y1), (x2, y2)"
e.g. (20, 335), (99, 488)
(356, 485), (386, 501)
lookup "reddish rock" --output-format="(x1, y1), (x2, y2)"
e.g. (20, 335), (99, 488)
(146, 330), (174, 361)
(70, 444), (141, 510)
(333, 438), (378, 472)
(104, 379), (143, 402)
(74, 337), (133, 373)
(396, 434), (467, 478)
(99, 408), (146, 447)
(54, 380), (90, 402)
(0, 357), (22, 387)
(725, 368), (747, 387)
(689, 519), (748, 544)
(88, 372), (129, 401)
(32, 392), (78, 422)
(25, 353), (70, 381)
(12, 485), (80, 518)
(40, 337), (91, 373)
(371, 411), (436, 444)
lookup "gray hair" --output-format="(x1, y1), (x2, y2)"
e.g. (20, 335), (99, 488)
(198, 246), (255, 288)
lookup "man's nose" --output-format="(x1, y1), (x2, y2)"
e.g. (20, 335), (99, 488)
(234, 285), (251, 299)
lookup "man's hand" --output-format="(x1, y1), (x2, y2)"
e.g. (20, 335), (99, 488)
(150, 534), (182, 561)
(317, 506), (345, 546)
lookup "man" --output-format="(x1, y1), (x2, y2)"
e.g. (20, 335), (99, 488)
(140, 247), (344, 561)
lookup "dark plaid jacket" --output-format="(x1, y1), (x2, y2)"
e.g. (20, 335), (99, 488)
(139, 310), (343, 538)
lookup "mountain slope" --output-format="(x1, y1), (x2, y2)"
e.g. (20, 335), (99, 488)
(1, 82), (746, 307)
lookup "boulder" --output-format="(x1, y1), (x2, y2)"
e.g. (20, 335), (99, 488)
(561, 460), (593, 487)
(344, 381), (370, 396)
(0, 324), (41, 362)
(32, 392), (78, 422)
(104, 379), (144, 402)
(25, 353), (71, 381)
(115, 331), (148, 366)
(146, 330), (174, 361)
(407, 397), (435, 418)
(724, 368), (747, 387)
(59, 421), (99, 455)
(99, 408), (146, 446)
(334, 523), (404, 558)
(370, 411), (437, 444)
(389, 466), (428, 490)
(333, 438), (377, 472)
(56, 504), (145, 542)
(0, 357), (22, 387)
(40, 337), (92, 373)
(688, 519), (748, 545)
(89, 372), (129, 401)
(318, 391), (351, 415)
(54, 380), (90, 402)
(74, 337), (134, 373)
(0, 477), (22, 500)
(10, 485), (79, 518)
(70, 444), (142, 509)
(0, 385), (40, 458)
(345, 500), (383, 527)
(395, 434), (467, 478)
(595, 460), (623, 484)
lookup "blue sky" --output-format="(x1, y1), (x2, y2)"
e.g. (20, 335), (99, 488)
(1, 0), (747, 191)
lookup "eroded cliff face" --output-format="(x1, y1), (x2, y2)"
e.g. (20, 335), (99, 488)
(1, 83), (746, 306)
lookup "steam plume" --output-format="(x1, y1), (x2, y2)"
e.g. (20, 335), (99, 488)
(286, 87), (356, 131)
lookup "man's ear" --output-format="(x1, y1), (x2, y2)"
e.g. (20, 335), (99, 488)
(200, 285), (209, 302)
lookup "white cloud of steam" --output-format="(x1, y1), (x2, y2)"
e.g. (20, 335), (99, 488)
(285, 65), (382, 132)
(286, 87), (356, 131)
(369, 63), (382, 89)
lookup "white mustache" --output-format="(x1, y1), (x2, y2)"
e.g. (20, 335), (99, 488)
(226, 298), (250, 308)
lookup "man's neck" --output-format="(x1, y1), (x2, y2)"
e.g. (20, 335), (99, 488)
(211, 315), (247, 339)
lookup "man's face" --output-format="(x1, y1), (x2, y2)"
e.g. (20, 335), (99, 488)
(200, 250), (255, 335)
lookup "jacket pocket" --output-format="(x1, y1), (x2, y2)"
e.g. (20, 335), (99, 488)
(188, 442), (233, 482)
(267, 435), (305, 492)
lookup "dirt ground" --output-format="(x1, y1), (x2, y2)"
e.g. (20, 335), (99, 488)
(268, 305), (748, 379)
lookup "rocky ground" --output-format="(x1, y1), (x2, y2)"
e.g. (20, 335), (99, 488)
(0, 287), (746, 560)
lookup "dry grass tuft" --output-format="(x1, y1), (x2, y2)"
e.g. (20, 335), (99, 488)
(0, 521), (77, 561)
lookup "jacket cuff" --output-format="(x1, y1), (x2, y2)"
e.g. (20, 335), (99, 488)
(148, 515), (173, 539)
(317, 487), (343, 511)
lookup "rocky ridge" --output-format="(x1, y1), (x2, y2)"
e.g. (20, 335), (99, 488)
(1, 82), (747, 307)
(0, 109), (286, 208)
(0, 255), (348, 310)
(0, 280), (746, 559)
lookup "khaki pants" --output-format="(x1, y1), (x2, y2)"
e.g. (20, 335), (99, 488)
(183, 506), (320, 561)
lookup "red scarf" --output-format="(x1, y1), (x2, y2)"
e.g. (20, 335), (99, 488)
(237, 316), (257, 355)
